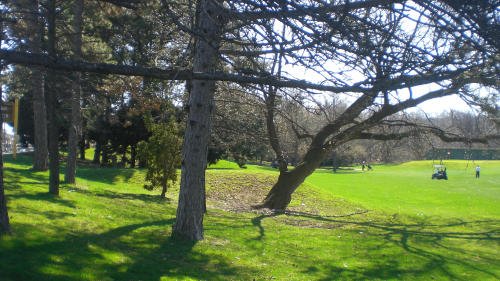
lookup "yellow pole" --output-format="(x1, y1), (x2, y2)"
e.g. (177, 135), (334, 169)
(13, 98), (19, 159)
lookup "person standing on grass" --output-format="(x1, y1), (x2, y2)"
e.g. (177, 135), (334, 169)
(475, 165), (480, 178)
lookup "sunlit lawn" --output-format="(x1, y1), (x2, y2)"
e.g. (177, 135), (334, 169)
(1, 155), (499, 280)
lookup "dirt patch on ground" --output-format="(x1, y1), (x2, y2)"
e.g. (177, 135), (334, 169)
(206, 172), (277, 212)
(204, 170), (372, 231)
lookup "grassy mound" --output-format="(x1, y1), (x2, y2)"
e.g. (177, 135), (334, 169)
(1, 155), (499, 280)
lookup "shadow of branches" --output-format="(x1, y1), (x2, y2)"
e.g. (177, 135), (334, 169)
(0, 219), (258, 281)
(252, 211), (500, 280)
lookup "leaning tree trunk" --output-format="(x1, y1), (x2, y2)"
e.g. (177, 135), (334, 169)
(261, 147), (327, 210)
(46, 0), (59, 195)
(0, 67), (10, 234)
(173, 0), (225, 241)
(65, 0), (83, 184)
(261, 81), (378, 210)
(28, 0), (48, 171)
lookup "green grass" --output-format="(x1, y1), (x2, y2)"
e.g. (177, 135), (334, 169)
(308, 160), (500, 219)
(208, 159), (242, 170)
(1, 155), (499, 280)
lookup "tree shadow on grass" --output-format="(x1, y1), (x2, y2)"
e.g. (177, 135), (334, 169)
(4, 154), (138, 186)
(3, 154), (34, 166)
(251, 210), (368, 240)
(252, 211), (500, 280)
(0, 219), (258, 281)
(251, 214), (272, 240)
(67, 186), (170, 203)
(11, 204), (76, 220)
(110, 235), (255, 281)
(7, 192), (76, 209)
(3, 167), (49, 189)
(76, 167), (137, 185)
(309, 237), (498, 281)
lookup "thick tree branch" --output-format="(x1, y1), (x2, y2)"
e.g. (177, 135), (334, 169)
(232, 0), (401, 21)
(2, 50), (483, 98)
(322, 84), (476, 150)
(0, 49), (366, 93)
(358, 131), (415, 141)
(427, 127), (499, 144)
(358, 130), (499, 144)
(290, 123), (314, 140)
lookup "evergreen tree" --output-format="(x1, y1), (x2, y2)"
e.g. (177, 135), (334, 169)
(138, 116), (181, 198)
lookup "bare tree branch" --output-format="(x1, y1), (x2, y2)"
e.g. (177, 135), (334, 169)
(99, 0), (141, 9)
(0, 49), (367, 93)
(231, 0), (401, 21)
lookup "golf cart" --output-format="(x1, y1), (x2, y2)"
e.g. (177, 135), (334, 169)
(431, 164), (448, 180)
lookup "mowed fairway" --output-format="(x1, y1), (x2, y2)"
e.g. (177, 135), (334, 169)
(1, 155), (499, 281)
(308, 161), (500, 219)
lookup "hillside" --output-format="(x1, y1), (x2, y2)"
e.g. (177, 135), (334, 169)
(1, 156), (499, 280)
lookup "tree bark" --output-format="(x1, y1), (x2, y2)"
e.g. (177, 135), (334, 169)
(160, 182), (167, 198)
(130, 144), (137, 168)
(46, 0), (59, 195)
(0, 127), (9, 234)
(261, 146), (327, 210)
(0, 50), (368, 94)
(0, 60), (10, 234)
(79, 136), (86, 160)
(265, 86), (288, 172)
(173, 0), (225, 241)
(65, 0), (84, 184)
(27, 0), (48, 171)
(93, 141), (101, 164)
(101, 143), (110, 166)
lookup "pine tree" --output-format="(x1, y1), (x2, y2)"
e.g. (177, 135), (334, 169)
(138, 116), (181, 198)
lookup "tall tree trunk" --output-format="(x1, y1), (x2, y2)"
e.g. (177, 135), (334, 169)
(130, 144), (137, 168)
(79, 135), (86, 160)
(0, 58), (10, 234)
(160, 182), (167, 198)
(120, 150), (127, 167)
(0, 125), (9, 234)
(93, 141), (101, 164)
(261, 147), (327, 210)
(65, 0), (83, 183)
(28, 0), (48, 171)
(46, 0), (59, 195)
(101, 143), (110, 166)
(173, 0), (225, 241)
